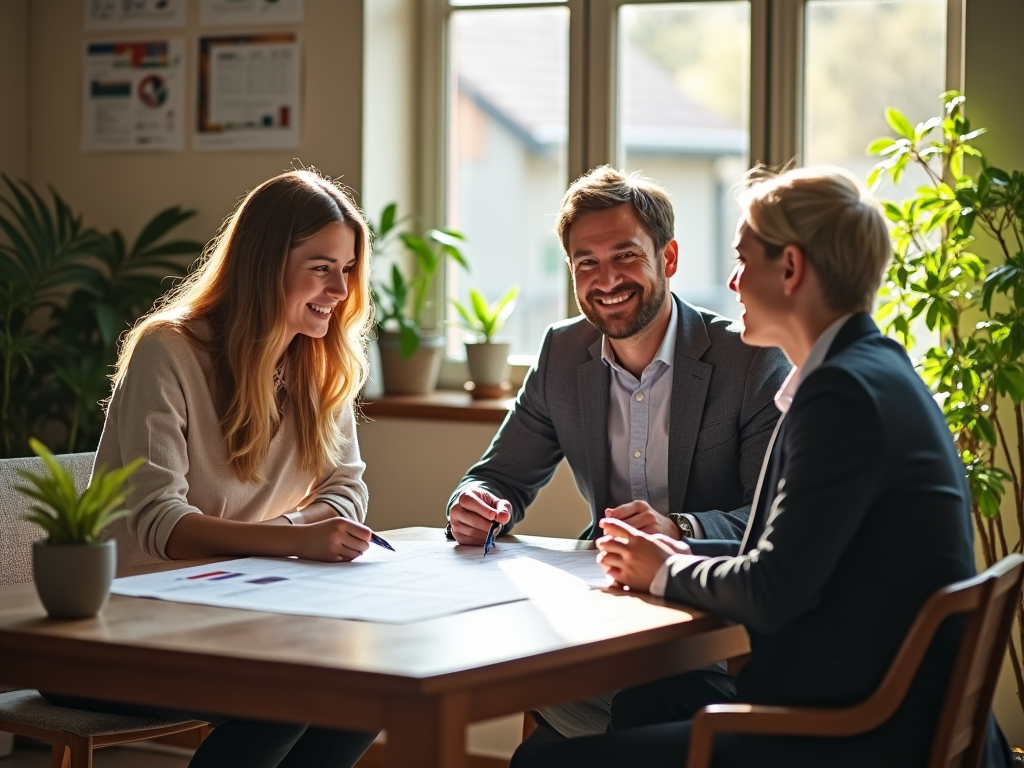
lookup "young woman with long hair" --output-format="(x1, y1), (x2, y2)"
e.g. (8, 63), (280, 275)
(43, 169), (381, 768)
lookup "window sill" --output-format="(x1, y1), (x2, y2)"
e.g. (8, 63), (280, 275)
(358, 390), (513, 424)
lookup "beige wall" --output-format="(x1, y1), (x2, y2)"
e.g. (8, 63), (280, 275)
(965, 0), (1024, 746)
(358, 418), (591, 538)
(0, 0), (29, 181)
(17, 0), (362, 247)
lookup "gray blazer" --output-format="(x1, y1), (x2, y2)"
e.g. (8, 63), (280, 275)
(448, 297), (791, 540)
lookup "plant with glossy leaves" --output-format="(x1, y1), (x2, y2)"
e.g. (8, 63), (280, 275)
(868, 91), (1024, 715)
(368, 202), (469, 358)
(0, 175), (202, 456)
(450, 285), (520, 343)
(16, 437), (142, 545)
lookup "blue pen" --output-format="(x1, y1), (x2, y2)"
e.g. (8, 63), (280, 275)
(482, 519), (500, 560)
(370, 532), (395, 551)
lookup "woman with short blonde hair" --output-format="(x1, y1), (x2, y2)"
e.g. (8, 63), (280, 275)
(736, 165), (891, 312)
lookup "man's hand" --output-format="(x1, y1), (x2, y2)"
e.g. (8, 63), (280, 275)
(596, 518), (688, 592)
(604, 501), (682, 539)
(293, 518), (372, 562)
(448, 485), (512, 545)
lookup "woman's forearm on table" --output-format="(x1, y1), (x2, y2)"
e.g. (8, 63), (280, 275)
(165, 513), (301, 559)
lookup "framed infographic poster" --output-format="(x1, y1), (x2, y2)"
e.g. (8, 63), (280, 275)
(195, 33), (301, 151)
(81, 39), (185, 152)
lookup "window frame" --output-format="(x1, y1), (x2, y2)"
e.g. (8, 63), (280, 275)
(420, 0), (964, 373)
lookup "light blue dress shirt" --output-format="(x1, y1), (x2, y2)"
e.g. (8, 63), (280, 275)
(602, 300), (678, 515)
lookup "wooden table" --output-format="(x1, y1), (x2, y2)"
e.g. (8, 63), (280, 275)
(0, 528), (749, 768)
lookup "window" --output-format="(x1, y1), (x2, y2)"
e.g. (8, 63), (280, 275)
(447, 6), (570, 357)
(423, 0), (958, 361)
(803, 0), (948, 196)
(617, 2), (750, 318)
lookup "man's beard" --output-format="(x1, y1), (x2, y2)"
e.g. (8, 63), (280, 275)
(578, 275), (668, 340)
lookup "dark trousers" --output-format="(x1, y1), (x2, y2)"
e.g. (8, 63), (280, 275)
(41, 693), (378, 768)
(608, 667), (736, 731)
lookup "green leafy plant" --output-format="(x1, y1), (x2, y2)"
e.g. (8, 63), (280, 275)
(368, 202), (469, 358)
(16, 437), (142, 545)
(868, 91), (1024, 714)
(450, 285), (520, 342)
(0, 176), (202, 457)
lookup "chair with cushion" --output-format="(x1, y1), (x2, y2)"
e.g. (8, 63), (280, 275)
(0, 452), (208, 768)
(686, 553), (1024, 768)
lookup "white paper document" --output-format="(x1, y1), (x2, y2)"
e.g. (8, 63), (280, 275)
(112, 540), (608, 624)
(81, 39), (185, 152)
(195, 34), (301, 151)
(84, 0), (187, 30)
(200, 0), (304, 26)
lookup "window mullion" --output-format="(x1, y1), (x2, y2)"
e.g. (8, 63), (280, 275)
(766, 0), (804, 167)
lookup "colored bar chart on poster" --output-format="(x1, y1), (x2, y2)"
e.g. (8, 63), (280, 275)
(81, 39), (185, 152)
(195, 33), (301, 151)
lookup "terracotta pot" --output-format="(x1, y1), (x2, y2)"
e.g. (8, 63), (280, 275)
(33, 539), (116, 619)
(465, 342), (511, 399)
(377, 331), (444, 395)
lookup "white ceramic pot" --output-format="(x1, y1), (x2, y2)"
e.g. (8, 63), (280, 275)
(465, 341), (511, 398)
(32, 539), (116, 619)
(377, 331), (445, 395)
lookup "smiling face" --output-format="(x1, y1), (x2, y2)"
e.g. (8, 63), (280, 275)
(281, 222), (356, 346)
(728, 222), (790, 347)
(567, 204), (677, 339)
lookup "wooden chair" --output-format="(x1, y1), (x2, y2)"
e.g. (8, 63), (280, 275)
(0, 452), (209, 768)
(686, 553), (1024, 768)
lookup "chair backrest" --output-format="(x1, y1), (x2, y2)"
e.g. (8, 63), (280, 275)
(0, 452), (96, 585)
(929, 553), (1024, 768)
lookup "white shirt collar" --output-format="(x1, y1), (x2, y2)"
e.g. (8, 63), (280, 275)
(601, 298), (678, 374)
(774, 313), (853, 414)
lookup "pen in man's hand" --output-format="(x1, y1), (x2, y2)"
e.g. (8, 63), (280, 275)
(482, 520), (500, 560)
(370, 532), (395, 551)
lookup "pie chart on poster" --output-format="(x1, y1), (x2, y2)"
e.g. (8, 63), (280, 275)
(138, 75), (168, 108)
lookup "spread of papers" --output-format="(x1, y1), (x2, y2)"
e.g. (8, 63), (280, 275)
(112, 540), (609, 624)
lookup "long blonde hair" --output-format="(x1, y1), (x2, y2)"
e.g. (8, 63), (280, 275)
(113, 170), (373, 483)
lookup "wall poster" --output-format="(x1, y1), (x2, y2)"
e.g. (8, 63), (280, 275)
(81, 39), (185, 152)
(199, 0), (304, 27)
(195, 33), (301, 151)
(83, 0), (187, 30)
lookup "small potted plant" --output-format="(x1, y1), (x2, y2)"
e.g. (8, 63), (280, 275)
(369, 203), (469, 395)
(16, 438), (142, 618)
(450, 285), (520, 399)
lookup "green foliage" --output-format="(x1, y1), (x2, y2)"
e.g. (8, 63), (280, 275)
(868, 92), (1024, 551)
(16, 437), (142, 545)
(0, 176), (202, 457)
(450, 285), (520, 342)
(368, 202), (469, 358)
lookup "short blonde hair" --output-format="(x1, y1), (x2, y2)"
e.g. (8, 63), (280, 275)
(738, 166), (891, 312)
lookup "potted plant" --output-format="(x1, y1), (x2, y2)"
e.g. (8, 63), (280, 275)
(868, 91), (1024, 719)
(16, 438), (142, 618)
(450, 285), (520, 398)
(0, 175), (201, 457)
(369, 202), (469, 395)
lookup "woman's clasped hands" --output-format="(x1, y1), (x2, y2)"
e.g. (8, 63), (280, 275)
(596, 517), (692, 592)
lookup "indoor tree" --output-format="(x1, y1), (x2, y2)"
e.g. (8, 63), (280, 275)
(869, 92), (1024, 714)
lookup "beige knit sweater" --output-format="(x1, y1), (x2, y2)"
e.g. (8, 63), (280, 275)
(96, 324), (368, 567)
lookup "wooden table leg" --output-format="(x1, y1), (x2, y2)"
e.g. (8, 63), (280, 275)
(385, 693), (469, 768)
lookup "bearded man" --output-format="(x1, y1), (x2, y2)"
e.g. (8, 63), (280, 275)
(445, 166), (791, 739)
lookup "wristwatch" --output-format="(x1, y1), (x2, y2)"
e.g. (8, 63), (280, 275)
(667, 512), (695, 539)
